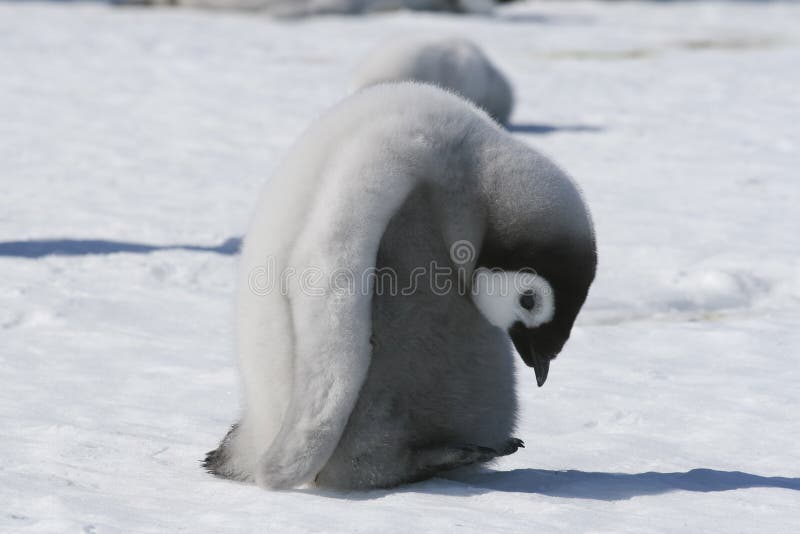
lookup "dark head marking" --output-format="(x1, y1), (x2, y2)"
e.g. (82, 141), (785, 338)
(477, 231), (597, 386)
(519, 291), (535, 311)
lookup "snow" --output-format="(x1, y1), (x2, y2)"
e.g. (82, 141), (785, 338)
(1, 0), (799, 531)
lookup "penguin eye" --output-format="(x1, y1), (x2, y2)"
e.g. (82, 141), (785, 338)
(519, 291), (535, 311)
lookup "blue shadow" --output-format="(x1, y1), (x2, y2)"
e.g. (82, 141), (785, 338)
(0, 237), (241, 258)
(301, 468), (800, 502)
(508, 123), (604, 135)
(492, 13), (595, 26)
(451, 468), (800, 500)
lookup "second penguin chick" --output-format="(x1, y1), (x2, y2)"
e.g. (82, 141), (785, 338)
(352, 37), (514, 125)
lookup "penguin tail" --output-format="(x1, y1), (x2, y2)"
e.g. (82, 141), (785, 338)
(202, 423), (250, 481)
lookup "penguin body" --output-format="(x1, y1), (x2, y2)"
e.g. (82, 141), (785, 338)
(205, 83), (596, 490)
(353, 37), (514, 124)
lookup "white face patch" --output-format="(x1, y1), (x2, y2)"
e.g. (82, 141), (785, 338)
(470, 268), (555, 330)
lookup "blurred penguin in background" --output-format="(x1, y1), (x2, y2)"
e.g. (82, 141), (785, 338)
(135, 0), (495, 15)
(352, 37), (514, 125)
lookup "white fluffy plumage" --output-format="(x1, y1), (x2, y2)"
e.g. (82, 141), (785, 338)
(352, 37), (514, 124)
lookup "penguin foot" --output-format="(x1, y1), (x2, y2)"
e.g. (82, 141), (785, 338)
(453, 444), (502, 464)
(413, 442), (513, 477)
(499, 437), (525, 456)
(316, 439), (524, 489)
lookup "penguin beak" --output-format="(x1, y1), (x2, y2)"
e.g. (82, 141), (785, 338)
(509, 323), (552, 387)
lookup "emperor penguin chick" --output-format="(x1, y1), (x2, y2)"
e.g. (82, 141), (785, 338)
(141, 0), (494, 16)
(204, 82), (596, 490)
(352, 37), (514, 124)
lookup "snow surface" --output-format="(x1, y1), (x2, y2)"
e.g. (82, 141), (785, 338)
(1, 1), (799, 532)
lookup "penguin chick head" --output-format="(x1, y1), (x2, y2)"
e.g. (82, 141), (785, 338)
(471, 239), (596, 387)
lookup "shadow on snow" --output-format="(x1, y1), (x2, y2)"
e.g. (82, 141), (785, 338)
(508, 123), (604, 135)
(307, 468), (800, 501)
(0, 237), (242, 258)
(443, 468), (800, 500)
